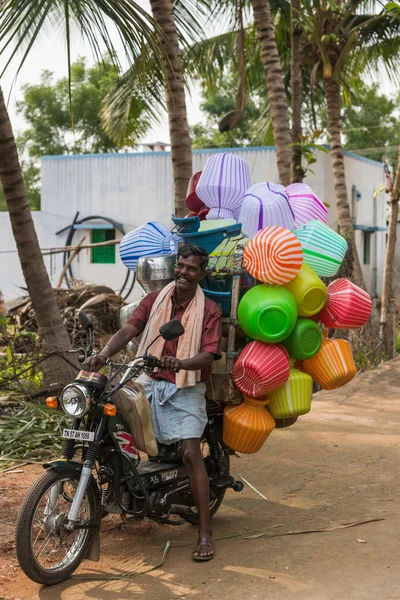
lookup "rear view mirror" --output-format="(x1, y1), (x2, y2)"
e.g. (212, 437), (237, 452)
(159, 319), (185, 341)
(79, 311), (93, 331)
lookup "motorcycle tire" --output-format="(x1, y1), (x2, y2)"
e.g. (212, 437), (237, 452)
(16, 467), (99, 586)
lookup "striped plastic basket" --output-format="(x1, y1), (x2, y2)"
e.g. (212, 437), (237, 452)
(239, 181), (295, 238)
(232, 341), (290, 398)
(295, 220), (347, 277)
(196, 152), (250, 220)
(119, 222), (179, 271)
(319, 278), (372, 329)
(302, 338), (356, 390)
(243, 226), (303, 285)
(268, 365), (313, 419)
(286, 183), (328, 229)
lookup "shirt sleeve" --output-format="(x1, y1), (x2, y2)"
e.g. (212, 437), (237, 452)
(127, 291), (158, 335)
(200, 304), (222, 358)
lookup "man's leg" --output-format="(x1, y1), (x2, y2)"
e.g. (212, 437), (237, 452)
(181, 438), (214, 559)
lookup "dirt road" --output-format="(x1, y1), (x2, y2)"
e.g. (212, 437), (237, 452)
(1, 357), (400, 600)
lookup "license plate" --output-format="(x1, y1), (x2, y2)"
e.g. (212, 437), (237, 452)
(62, 429), (95, 442)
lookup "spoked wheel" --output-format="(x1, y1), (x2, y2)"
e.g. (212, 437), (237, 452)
(184, 439), (230, 525)
(16, 468), (99, 586)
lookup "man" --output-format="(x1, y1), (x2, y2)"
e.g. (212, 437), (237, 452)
(84, 244), (222, 561)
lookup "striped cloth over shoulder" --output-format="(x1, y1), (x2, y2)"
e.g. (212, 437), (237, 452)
(243, 226), (303, 285)
(286, 183), (328, 228)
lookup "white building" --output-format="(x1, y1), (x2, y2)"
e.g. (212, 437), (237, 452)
(0, 146), (388, 303)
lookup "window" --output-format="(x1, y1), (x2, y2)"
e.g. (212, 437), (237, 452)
(91, 228), (116, 264)
(363, 231), (371, 265)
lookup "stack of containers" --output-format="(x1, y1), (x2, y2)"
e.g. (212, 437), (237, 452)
(118, 151), (373, 457)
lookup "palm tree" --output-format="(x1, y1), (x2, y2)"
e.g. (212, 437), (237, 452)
(297, 0), (400, 288)
(0, 0), (168, 385)
(290, 0), (304, 182)
(250, 0), (291, 186)
(149, 0), (193, 217)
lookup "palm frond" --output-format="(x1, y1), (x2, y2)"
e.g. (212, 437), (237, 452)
(0, 1), (164, 83)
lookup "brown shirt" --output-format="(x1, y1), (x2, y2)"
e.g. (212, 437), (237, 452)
(128, 289), (222, 383)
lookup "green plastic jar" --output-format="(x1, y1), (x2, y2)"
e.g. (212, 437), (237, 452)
(237, 284), (298, 344)
(281, 317), (322, 360)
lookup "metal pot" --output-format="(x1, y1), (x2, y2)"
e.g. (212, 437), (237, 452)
(120, 298), (144, 327)
(136, 253), (176, 293)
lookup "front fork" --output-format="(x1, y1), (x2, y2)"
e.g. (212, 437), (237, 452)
(63, 417), (106, 529)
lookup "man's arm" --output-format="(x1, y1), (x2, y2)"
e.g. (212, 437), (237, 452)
(84, 323), (139, 371)
(161, 352), (214, 373)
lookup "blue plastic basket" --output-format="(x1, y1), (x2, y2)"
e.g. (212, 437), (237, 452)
(171, 216), (242, 255)
(203, 289), (231, 317)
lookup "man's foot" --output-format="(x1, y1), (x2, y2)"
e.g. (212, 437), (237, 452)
(193, 535), (214, 562)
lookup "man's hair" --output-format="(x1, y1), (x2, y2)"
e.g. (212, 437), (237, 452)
(177, 244), (209, 270)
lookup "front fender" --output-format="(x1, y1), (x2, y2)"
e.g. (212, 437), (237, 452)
(43, 459), (83, 472)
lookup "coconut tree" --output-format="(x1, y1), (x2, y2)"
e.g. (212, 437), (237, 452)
(250, 0), (291, 186)
(0, 0), (169, 385)
(290, 0), (304, 182)
(296, 0), (400, 287)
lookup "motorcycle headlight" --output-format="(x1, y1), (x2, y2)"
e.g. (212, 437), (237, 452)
(60, 384), (91, 418)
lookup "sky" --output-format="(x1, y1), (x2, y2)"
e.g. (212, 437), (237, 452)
(0, 1), (207, 147)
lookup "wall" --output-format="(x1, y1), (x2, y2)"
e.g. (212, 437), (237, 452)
(0, 147), (387, 303)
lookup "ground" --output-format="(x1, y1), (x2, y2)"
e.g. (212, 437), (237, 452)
(1, 356), (400, 600)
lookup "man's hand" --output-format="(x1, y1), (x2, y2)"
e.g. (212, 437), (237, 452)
(160, 356), (183, 373)
(83, 355), (107, 372)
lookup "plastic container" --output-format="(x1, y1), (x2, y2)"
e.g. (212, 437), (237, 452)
(283, 263), (327, 317)
(196, 152), (250, 219)
(239, 182), (295, 237)
(286, 183), (328, 228)
(295, 220), (348, 277)
(171, 216), (242, 255)
(268, 360), (313, 419)
(281, 317), (322, 360)
(302, 338), (356, 390)
(238, 284), (298, 344)
(243, 226), (303, 285)
(223, 396), (275, 454)
(186, 171), (205, 213)
(203, 289), (231, 317)
(119, 222), (180, 271)
(319, 278), (372, 329)
(232, 341), (290, 397)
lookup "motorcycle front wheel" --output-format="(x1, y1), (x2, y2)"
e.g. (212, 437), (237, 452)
(16, 467), (99, 586)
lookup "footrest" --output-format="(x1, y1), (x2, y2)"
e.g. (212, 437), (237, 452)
(210, 474), (235, 490)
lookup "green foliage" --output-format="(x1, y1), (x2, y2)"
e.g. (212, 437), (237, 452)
(353, 343), (386, 371)
(341, 83), (400, 164)
(17, 58), (135, 158)
(0, 159), (40, 211)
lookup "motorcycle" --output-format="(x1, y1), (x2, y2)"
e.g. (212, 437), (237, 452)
(15, 312), (243, 585)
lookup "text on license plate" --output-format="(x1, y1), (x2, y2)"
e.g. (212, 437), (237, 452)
(62, 429), (95, 442)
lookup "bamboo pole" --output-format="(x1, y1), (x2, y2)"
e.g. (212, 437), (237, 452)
(56, 236), (86, 288)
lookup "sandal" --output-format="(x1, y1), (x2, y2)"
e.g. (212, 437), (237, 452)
(193, 538), (215, 562)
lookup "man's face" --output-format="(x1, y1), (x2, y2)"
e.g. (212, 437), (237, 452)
(174, 254), (205, 294)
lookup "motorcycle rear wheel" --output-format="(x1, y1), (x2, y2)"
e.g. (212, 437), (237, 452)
(16, 467), (99, 586)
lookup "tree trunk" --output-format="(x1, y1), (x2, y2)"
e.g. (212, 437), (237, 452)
(380, 144), (400, 357)
(0, 87), (77, 385)
(251, 0), (291, 186)
(290, 0), (303, 183)
(323, 76), (365, 289)
(150, 0), (192, 218)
